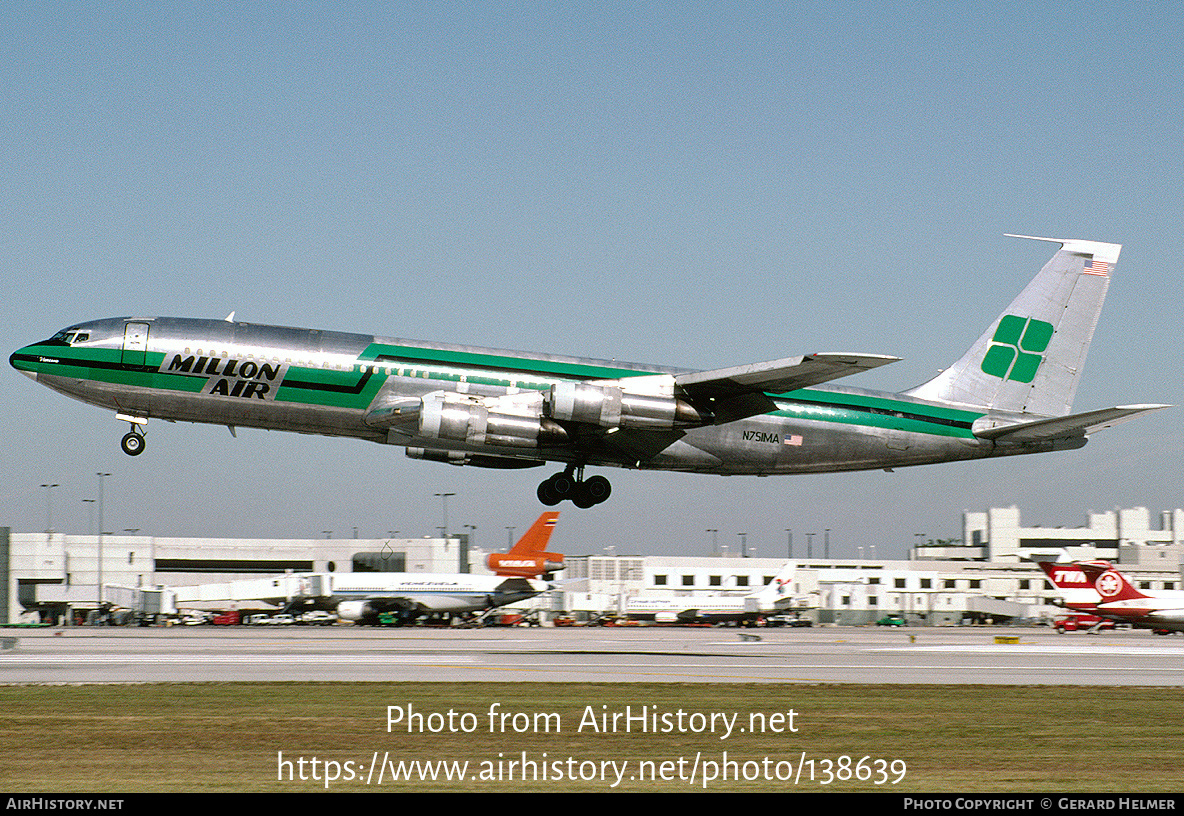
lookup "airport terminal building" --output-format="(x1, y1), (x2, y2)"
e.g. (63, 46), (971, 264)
(3, 506), (1182, 625)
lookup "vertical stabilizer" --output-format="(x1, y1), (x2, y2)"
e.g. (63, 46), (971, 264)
(506, 512), (560, 555)
(486, 512), (563, 578)
(751, 563), (797, 602)
(906, 235), (1120, 416)
(1076, 561), (1151, 603)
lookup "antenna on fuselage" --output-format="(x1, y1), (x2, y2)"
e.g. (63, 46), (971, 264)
(224, 311), (236, 322)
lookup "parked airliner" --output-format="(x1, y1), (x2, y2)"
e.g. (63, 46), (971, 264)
(1038, 559), (1184, 634)
(10, 235), (1167, 506)
(624, 563), (801, 624)
(486, 511), (563, 578)
(328, 517), (560, 624)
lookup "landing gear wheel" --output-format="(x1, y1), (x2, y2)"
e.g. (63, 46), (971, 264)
(121, 431), (145, 456)
(549, 473), (575, 499)
(583, 475), (611, 504)
(537, 478), (562, 506)
(537, 470), (612, 507)
(572, 483), (597, 509)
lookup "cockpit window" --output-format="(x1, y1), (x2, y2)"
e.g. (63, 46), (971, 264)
(46, 329), (90, 346)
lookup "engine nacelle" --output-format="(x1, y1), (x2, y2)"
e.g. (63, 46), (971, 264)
(406, 447), (545, 469)
(548, 382), (710, 429)
(336, 601), (376, 622)
(418, 393), (568, 448)
(406, 446), (470, 465)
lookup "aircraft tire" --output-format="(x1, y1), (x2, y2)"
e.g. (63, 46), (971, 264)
(537, 478), (563, 506)
(572, 484), (597, 509)
(584, 475), (611, 504)
(549, 473), (575, 498)
(121, 432), (145, 456)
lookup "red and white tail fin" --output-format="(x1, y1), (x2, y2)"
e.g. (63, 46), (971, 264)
(1036, 559), (1103, 610)
(1076, 561), (1150, 602)
(487, 512), (564, 578)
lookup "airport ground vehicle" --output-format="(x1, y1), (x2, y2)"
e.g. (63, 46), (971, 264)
(1053, 614), (1115, 633)
(298, 611), (337, 625)
(876, 615), (906, 627)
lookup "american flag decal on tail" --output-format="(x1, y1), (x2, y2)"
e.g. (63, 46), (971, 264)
(1083, 257), (1110, 277)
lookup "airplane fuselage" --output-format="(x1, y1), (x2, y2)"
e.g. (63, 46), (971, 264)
(329, 572), (544, 620)
(10, 316), (1078, 482)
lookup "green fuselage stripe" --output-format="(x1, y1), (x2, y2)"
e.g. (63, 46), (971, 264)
(360, 343), (655, 381)
(771, 390), (980, 438)
(14, 342), (983, 436)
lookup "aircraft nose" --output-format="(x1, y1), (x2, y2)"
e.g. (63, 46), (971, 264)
(9, 347), (38, 381)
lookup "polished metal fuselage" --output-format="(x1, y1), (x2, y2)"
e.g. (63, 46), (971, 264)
(11, 316), (1075, 476)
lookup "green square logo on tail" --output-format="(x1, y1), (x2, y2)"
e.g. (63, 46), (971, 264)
(981, 315), (1054, 383)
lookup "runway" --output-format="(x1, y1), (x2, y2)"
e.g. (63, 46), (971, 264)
(3, 625), (1183, 684)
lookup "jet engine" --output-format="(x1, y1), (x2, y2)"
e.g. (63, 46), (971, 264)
(406, 447), (544, 469)
(336, 601), (376, 622)
(547, 382), (710, 429)
(419, 393), (568, 448)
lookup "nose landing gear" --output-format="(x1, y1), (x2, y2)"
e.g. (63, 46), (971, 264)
(537, 466), (611, 508)
(121, 430), (145, 456)
(118, 417), (147, 456)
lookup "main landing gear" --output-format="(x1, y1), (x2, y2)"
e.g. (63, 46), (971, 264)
(537, 466), (611, 508)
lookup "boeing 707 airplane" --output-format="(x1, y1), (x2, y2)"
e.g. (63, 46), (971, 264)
(10, 235), (1168, 507)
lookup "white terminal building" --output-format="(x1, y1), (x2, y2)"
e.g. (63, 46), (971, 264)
(3, 506), (1182, 626)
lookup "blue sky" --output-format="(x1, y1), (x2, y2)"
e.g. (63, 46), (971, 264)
(3, 2), (1180, 559)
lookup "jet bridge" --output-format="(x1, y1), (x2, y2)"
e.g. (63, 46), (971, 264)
(170, 573), (329, 608)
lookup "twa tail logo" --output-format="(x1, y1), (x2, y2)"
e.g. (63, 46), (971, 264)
(1037, 560), (1091, 587)
(1052, 569), (1089, 586)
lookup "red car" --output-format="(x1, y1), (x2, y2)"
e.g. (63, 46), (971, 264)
(1053, 614), (1115, 633)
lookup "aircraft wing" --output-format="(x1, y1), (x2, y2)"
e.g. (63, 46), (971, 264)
(973, 404), (1171, 442)
(675, 353), (900, 423)
(360, 596), (422, 612)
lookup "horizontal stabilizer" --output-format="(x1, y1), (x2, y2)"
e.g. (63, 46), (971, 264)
(974, 404), (1171, 442)
(676, 353), (898, 422)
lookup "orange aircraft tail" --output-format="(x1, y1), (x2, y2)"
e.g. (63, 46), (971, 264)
(487, 512), (563, 578)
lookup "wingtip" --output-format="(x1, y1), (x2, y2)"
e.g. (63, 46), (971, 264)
(1004, 233), (1121, 264)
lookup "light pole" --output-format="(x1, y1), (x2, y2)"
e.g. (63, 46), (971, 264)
(706, 529), (718, 556)
(82, 499), (95, 535)
(96, 472), (111, 617)
(825, 528), (831, 559)
(785, 529), (793, 559)
(433, 492), (455, 539)
(40, 483), (59, 535)
(738, 532), (748, 558)
(506, 527), (516, 547)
